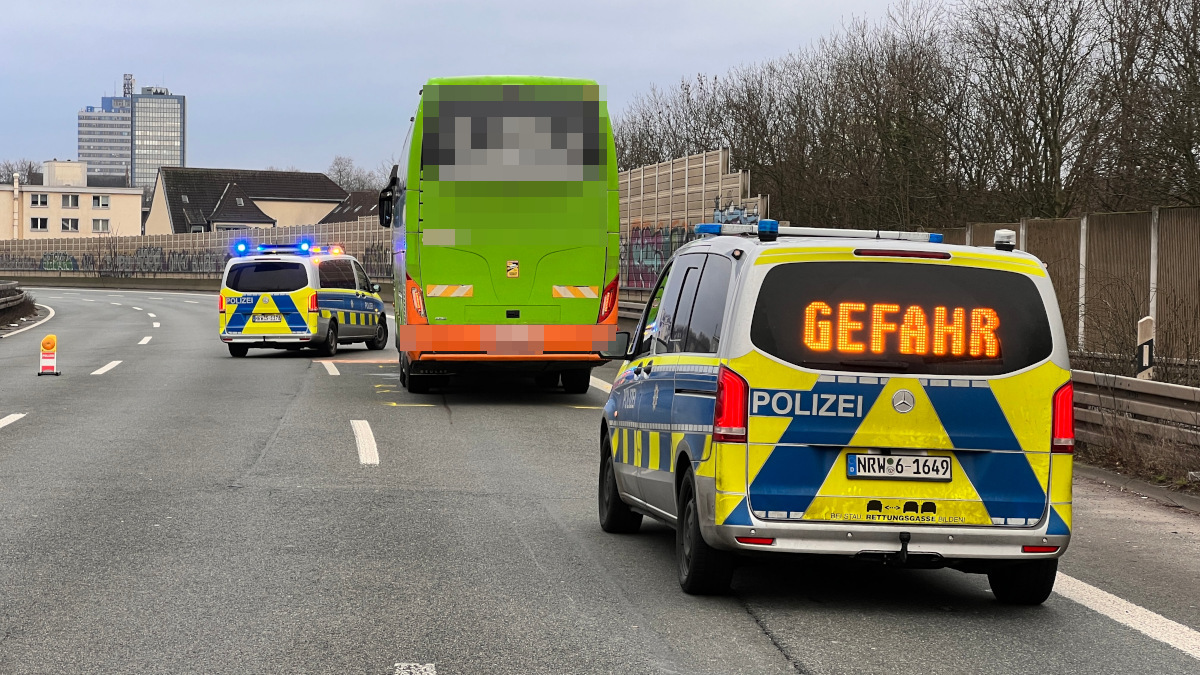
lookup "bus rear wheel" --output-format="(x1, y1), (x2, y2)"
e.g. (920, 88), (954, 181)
(561, 368), (591, 394)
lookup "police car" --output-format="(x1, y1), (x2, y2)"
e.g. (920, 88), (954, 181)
(219, 242), (388, 357)
(598, 221), (1074, 604)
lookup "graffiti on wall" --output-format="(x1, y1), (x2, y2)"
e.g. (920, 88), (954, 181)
(620, 220), (694, 289)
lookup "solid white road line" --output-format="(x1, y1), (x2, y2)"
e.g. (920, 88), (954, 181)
(91, 360), (122, 375)
(0, 304), (55, 339)
(138, 336), (152, 345)
(318, 361), (340, 376)
(132, 306), (143, 310)
(1056, 573), (1200, 661)
(0, 413), (27, 430)
(153, 322), (160, 328)
(351, 420), (379, 465)
(148, 313), (156, 317)
(590, 376), (612, 393)
(392, 664), (436, 674)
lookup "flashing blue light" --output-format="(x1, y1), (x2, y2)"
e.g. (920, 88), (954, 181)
(695, 223), (721, 235)
(929, 233), (944, 243)
(299, 241), (310, 252)
(235, 243), (247, 254)
(758, 219), (779, 233)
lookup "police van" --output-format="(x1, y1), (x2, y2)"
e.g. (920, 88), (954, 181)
(219, 242), (388, 358)
(599, 221), (1074, 604)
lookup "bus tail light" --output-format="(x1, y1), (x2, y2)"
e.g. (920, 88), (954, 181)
(407, 274), (427, 319)
(1052, 382), (1074, 452)
(714, 366), (749, 443)
(598, 276), (619, 323)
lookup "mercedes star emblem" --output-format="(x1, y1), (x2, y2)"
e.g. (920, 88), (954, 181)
(892, 389), (915, 414)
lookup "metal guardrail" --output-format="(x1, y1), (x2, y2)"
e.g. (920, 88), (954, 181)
(0, 280), (28, 311)
(1073, 370), (1200, 448)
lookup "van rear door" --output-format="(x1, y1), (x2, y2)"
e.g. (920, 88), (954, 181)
(740, 257), (1069, 529)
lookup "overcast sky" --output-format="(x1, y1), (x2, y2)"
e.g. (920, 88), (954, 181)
(2, 0), (891, 174)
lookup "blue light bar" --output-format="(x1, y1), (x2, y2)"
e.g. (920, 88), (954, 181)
(758, 219), (779, 233)
(929, 233), (944, 243)
(299, 241), (310, 252)
(695, 223), (721, 235)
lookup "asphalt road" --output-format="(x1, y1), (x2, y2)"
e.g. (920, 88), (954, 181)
(1, 288), (1198, 674)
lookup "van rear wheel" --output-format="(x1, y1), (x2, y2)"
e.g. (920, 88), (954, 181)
(228, 343), (249, 358)
(677, 468), (734, 595)
(988, 558), (1058, 605)
(318, 322), (338, 357)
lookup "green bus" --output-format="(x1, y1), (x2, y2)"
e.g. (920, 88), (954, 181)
(379, 76), (621, 393)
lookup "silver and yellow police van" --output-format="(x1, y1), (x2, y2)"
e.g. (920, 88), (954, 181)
(599, 221), (1073, 604)
(219, 242), (388, 358)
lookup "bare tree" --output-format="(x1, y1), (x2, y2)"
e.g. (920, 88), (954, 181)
(0, 158), (41, 184)
(326, 155), (382, 192)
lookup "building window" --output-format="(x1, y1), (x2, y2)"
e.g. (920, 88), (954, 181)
(62, 194), (80, 209)
(30, 217), (48, 231)
(30, 194), (48, 207)
(181, 195), (189, 203)
(92, 218), (110, 233)
(235, 197), (244, 206)
(61, 218), (79, 232)
(92, 195), (110, 208)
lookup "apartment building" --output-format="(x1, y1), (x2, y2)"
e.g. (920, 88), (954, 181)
(1, 161), (143, 241)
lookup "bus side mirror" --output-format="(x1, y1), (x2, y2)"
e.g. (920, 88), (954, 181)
(602, 332), (631, 359)
(378, 165), (400, 228)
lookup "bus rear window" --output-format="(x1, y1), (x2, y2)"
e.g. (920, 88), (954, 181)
(225, 262), (308, 293)
(421, 86), (605, 182)
(750, 262), (1053, 376)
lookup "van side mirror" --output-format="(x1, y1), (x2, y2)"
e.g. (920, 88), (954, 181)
(602, 331), (631, 359)
(378, 164), (399, 228)
(372, 283), (380, 293)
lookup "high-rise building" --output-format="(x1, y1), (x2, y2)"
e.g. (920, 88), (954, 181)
(131, 84), (186, 190)
(77, 95), (131, 179)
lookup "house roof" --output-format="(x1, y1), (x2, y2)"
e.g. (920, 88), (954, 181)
(209, 183), (275, 226)
(157, 167), (347, 234)
(318, 191), (379, 224)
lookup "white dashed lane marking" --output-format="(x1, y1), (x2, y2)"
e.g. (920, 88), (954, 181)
(0, 413), (27, 430)
(590, 376), (612, 393)
(148, 297), (163, 300)
(148, 313), (156, 317)
(132, 306), (143, 310)
(153, 322), (160, 328)
(82, 299), (95, 302)
(110, 302), (122, 306)
(351, 420), (379, 465)
(138, 336), (152, 345)
(184, 300), (198, 304)
(91, 360), (122, 375)
(318, 361), (340, 376)
(392, 664), (436, 674)
(1056, 573), (1200, 661)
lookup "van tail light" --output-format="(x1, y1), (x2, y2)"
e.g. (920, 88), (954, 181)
(598, 276), (619, 324)
(309, 293), (318, 314)
(1052, 382), (1074, 452)
(218, 295), (225, 312)
(714, 366), (749, 443)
